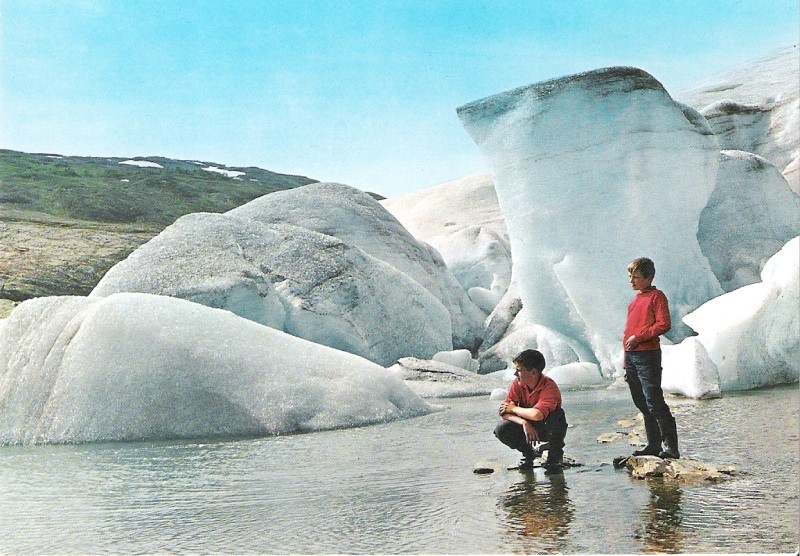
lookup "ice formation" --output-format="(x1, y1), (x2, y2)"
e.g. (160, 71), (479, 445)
(228, 182), (484, 350)
(679, 236), (799, 391)
(457, 66), (724, 375)
(381, 172), (512, 315)
(91, 212), (453, 366)
(388, 357), (507, 398)
(0, 293), (433, 444)
(698, 150), (800, 291)
(678, 45), (799, 192)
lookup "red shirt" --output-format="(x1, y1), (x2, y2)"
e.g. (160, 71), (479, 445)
(504, 374), (562, 419)
(623, 287), (671, 352)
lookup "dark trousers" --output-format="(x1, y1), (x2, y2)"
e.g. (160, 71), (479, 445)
(494, 406), (568, 463)
(625, 349), (677, 448)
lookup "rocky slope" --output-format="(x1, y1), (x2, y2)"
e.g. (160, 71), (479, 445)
(0, 150), (316, 302)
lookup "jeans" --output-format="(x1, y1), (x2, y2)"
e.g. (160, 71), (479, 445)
(625, 349), (680, 455)
(494, 406), (568, 463)
(624, 349), (673, 422)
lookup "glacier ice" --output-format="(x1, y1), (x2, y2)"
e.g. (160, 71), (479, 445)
(457, 66), (724, 375)
(228, 182), (484, 351)
(698, 150), (800, 291)
(92, 212), (453, 366)
(678, 45), (799, 192)
(0, 293), (433, 444)
(382, 172), (512, 316)
(680, 237), (799, 391)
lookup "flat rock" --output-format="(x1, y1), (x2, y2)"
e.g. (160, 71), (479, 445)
(614, 455), (742, 482)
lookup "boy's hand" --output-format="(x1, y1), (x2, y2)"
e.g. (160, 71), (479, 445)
(523, 420), (539, 443)
(498, 400), (518, 415)
(625, 335), (638, 350)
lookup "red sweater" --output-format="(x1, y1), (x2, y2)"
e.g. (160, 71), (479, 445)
(624, 287), (671, 352)
(504, 374), (562, 419)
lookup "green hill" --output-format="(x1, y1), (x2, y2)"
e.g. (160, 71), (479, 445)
(0, 149), (319, 303)
(0, 149), (317, 226)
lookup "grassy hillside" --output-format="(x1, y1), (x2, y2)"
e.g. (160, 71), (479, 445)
(0, 149), (318, 226)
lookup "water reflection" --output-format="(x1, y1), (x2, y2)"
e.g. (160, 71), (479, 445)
(637, 478), (684, 553)
(500, 472), (574, 551)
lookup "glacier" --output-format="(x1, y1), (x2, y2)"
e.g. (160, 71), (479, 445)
(457, 66), (724, 375)
(672, 236), (799, 394)
(0, 293), (434, 445)
(1, 50), (799, 449)
(91, 210), (454, 366)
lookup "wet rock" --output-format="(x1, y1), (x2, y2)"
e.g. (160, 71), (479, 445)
(614, 455), (742, 482)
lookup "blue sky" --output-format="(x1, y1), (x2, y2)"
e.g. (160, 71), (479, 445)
(1, 0), (798, 197)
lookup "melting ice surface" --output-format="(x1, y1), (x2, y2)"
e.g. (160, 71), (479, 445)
(664, 236), (800, 396)
(0, 293), (433, 445)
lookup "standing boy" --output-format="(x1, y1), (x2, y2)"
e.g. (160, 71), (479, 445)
(494, 349), (568, 472)
(624, 257), (680, 459)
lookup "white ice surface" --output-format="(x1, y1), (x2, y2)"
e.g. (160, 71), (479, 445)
(92, 212), (453, 366)
(458, 66), (725, 376)
(229, 182), (484, 351)
(118, 159), (163, 168)
(0, 293), (433, 444)
(382, 172), (512, 316)
(678, 45), (799, 191)
(680, 237), (799, 391)
(698, 150), (800, 291)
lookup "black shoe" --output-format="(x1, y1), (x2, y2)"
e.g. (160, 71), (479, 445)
(542, 461), (564, 474)
(632, 445), (661, 457)
(659, 449), (680, 459)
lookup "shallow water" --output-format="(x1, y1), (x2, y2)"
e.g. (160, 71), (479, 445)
(0, 384), (797, 554)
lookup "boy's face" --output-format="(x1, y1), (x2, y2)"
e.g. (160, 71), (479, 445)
(628, 271), (653, 292)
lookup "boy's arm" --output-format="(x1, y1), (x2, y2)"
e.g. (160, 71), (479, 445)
(502, 402), (545, 422)
(627, 292), (671, 347)
(643, 291), (671, 339)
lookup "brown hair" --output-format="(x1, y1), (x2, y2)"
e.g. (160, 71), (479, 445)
(628, 257), (655, 279)
(513, 349), (546, 372)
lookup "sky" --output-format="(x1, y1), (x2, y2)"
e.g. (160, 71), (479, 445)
(1, 0), (798, 198)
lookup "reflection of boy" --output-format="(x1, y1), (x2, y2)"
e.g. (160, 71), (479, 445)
(494, 349), (568, 472)
(624, 257), (680, 459)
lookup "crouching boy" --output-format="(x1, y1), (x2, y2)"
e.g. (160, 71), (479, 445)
(494, 349), (568, 472)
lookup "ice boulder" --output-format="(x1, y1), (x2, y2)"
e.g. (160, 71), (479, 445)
(458, 66), (724, 375)
(228, 182), (484, 351)
(388, 357), (506, 398)
(698, 150), (800, 292)
(682, 236), (799, 391)
(432, 349), (480, 372)
(0, 293), (433, 445)
(381, 173), (512, 315)
(661, 337), (722, 399)
(544, 362), (607, 390)
(92, 213), (452, 366)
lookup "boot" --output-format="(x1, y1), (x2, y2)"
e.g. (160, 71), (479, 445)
(658, 416), (680, 459)
(632, 415), (662, 456)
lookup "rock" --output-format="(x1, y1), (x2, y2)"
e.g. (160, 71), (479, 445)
(0, 215), (157, 300)
(597, 432), (626, 443)
(615, 455), (742, 482)
(388, 357), (507, 398)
